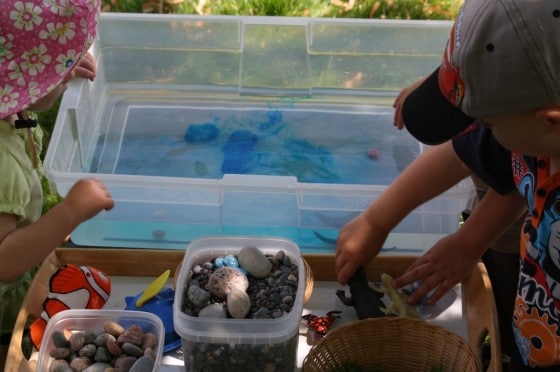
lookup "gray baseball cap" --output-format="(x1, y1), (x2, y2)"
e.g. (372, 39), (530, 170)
(403, 0), (560, 145)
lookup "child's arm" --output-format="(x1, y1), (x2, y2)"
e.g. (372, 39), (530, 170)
(393, 187), (526, 304)
(0, 178), (114, 282)
(335, 140), (471, 284)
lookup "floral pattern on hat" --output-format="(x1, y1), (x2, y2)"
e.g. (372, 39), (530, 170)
(0, 0), (100, 116)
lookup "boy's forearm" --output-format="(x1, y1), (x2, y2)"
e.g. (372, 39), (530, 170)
(364, 140), (471, 232)
(454, 187), (526, 257)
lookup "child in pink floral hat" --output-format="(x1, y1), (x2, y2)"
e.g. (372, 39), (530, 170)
(0, 0), (114, 365)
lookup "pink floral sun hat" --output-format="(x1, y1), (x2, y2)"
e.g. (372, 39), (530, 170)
(0, 0), (101, 117)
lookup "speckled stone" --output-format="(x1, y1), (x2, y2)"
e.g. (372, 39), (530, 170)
(238, 245), (273, 278)
(227, 288), (251, 319)
(79, 343), (97, 358)
(207, 267), (249, 299)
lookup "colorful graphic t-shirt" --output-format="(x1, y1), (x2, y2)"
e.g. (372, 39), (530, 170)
(453, 124), (560, 368)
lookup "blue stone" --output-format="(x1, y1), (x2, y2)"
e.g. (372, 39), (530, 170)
(223, 255), (239, 268)
(214, 257), (225, 268)
(184, 122), (219, 143)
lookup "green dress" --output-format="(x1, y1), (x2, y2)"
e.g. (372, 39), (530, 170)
(0, 118), (43, 340)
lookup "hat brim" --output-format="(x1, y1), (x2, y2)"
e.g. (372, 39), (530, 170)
(402, 68), (474, 145)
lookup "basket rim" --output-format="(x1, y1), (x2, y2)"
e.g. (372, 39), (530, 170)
(302, 316), (479, 372)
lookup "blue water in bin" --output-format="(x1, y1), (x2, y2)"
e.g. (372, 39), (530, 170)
(91, 106), (418, 185)
(72, 105), (423, 251)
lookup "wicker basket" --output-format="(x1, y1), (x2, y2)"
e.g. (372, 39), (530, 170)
(303, 316), (479, 372)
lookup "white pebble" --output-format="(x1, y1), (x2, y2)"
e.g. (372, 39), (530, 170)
(198, 303), (227, 318)
(227, 288), (251, 319)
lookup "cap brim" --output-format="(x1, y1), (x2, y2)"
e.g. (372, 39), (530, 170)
(402, 68), (474, 145)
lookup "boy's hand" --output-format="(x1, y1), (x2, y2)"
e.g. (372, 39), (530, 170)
(63, 178), (114, 222)
(393, 233), (479, 305)
(393, 76), (427, 130)
(335, 213), (389, 284)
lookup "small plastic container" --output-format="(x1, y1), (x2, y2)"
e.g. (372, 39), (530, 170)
(37, 309), (164, 372)
(173, 236), (305, 372)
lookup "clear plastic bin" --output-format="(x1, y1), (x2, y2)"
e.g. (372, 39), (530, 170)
(43, 14), (471, 251)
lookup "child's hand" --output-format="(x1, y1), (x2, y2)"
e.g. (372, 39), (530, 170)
(335, 213), (389, 284)
(393, 76), (427, 130)
(64, 52), (97, 82)
(63, 178), (114, 222)
(393, 233), (479, 305)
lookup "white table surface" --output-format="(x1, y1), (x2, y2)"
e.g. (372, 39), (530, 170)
(104, 275), (468, 371)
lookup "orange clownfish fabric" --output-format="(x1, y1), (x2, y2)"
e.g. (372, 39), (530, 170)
(29, 264), (111, 349)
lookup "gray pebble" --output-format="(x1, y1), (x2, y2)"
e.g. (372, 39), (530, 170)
(51, 330), (69, 348)
(130, 355), (155, 372)
(83, 362), (112, 372)
(79, 343), (97, 358)
(238, 246), (273, 278)
(188, 285), (211, 307)
(252, 307), (269, 319)
(94, 332), (115, 347)
(122, 342), (144, 357)
(49, 347), (70, 359)
(281, 296), (294, 305)
(93, 346), (113, 363)
(275, 250), (285, 263)
(50, 359), (72, 372)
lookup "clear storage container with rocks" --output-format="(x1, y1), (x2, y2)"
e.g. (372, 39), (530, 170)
(36, 309), (164, 372)
(173, 236), (305, 372)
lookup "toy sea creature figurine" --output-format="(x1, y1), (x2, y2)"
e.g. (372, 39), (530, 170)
(366, 148), (380, 159)
(29, 264), (111, 349)
(336, 267), (386, 319)
(302, 310), (342, 336)
(370, 273), (420, 318)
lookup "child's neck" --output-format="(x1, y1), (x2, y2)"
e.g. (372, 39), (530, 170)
(1, 114), (16, 125)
